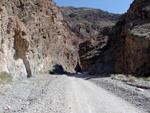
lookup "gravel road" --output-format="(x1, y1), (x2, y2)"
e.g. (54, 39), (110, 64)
(89, 77), (150, 113)
(0, 75), (147, 113)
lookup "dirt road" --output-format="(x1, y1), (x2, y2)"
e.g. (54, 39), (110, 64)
(0, 75), (146, 113)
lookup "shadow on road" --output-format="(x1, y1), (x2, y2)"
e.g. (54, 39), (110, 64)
(66, 72), (111, 80)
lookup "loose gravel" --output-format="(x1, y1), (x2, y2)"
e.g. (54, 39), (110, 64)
(89, 77), (150, 113)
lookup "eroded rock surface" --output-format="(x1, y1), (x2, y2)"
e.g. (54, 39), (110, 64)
(113, 0), (150, 76)
(0, 0), (78, 80)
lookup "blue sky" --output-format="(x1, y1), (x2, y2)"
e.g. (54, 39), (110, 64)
(54, 0), (133, 14)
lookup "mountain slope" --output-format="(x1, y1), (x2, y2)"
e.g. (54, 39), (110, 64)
(61, 7), (119, 41)
(61, 7), (120, 74)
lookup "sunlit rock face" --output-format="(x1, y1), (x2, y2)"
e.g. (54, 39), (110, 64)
(113, 0), (150, 76)
(0, 0), (78, 80)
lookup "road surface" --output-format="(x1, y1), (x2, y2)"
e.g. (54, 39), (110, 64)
(0, 75), (146, 113)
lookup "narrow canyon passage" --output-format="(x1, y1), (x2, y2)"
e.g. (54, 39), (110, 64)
(0, 75), (146, 113)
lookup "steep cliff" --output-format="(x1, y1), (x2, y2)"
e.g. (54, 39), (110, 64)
(62, 7), (120, 74)
(0, 0), (78, 80)
(113, 0), (150, 76)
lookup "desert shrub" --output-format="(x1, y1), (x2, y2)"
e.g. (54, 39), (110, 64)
(0, 72), (12, 83)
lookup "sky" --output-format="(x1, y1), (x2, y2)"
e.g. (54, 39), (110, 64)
(54, 0), (133, 14)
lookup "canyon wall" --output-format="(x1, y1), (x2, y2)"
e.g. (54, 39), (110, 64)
(0, 0), (78, 80)
(62, 7), (120, 74)
(113, 0), (150, 76)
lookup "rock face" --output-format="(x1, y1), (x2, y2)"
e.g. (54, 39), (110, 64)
(0, 0), (78, 80)
(61, 7), (120, 74)
(113, 0), (150, 76)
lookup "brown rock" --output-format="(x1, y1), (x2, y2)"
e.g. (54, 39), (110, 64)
(113, 0), (150, 76)
(0, 0), (78, 80)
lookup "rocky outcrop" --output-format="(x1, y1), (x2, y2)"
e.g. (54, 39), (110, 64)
(0, 0), (78, 80)
(78, 28), (113, 74)
(113, 0), (150, 76)
(62, 7), (120, 74)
